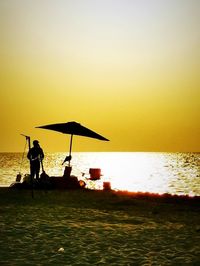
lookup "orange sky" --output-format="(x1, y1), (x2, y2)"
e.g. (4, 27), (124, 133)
(0, 0), (199, 152)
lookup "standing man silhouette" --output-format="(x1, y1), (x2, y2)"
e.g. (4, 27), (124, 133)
(27, 140), (44, 180)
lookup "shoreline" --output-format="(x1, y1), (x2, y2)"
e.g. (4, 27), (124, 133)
(1, 187), (199, 209)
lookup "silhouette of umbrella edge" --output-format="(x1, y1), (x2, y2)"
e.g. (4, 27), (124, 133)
(36, 121), (109, 165)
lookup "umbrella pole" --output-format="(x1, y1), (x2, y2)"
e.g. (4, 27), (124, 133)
(68, 134), (73, 166)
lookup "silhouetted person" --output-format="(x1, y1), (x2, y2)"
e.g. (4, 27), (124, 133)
(27, 140), (44, 180)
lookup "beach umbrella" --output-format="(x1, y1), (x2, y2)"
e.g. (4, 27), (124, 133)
(36, 121), (109, 165)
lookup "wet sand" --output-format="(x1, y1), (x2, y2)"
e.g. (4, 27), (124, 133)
(0, 188), (199, 265)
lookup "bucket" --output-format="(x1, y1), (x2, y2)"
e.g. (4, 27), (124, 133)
(63, 166), (72, 177)
(89, 168), (101, 180)
(16, 173), (22, 182)
(103, 182), (111, 191)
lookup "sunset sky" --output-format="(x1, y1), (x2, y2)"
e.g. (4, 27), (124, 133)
(0, 0), (199, 152)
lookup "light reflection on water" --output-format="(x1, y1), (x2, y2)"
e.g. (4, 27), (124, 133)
(0, 152), (199, 196)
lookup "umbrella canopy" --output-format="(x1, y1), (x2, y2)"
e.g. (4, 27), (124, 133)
(36, 121), (109, 165)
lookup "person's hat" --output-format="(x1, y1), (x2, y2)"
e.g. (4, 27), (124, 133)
(33, 140), (39, 145)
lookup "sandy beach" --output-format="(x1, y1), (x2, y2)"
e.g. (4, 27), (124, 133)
(0, 188), (199, 265)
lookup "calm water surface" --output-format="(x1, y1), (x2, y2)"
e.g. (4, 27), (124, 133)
(0, 152), (199, 196)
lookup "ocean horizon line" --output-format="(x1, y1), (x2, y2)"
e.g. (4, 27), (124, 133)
(0, 150), (200, 154)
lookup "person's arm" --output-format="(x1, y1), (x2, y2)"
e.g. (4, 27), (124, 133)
(40, 148), (44, 160)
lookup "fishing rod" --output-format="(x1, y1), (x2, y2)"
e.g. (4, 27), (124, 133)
(21, 134), (34, 198)
(18, 134), (31, 175)
(21, 134), (31, 151)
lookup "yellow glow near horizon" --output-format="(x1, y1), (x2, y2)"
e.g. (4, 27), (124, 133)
(0, 0), (199, 152)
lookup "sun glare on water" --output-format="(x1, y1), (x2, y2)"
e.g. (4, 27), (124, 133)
(1, 152), (198, 196)
(94, 153), (170, 193)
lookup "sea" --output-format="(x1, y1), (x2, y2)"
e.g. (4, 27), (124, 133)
(0, 152), (199, 196)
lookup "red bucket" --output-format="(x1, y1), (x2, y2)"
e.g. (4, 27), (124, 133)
(89, 168), (101, 180)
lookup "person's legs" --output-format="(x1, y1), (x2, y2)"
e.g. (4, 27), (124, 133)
(30, 163), (35, 179)
(35, 161), (40, 180)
